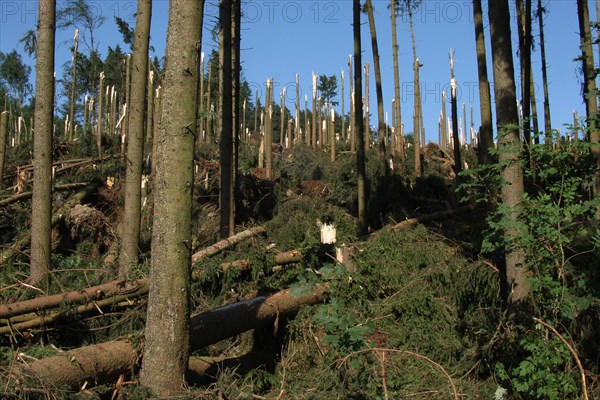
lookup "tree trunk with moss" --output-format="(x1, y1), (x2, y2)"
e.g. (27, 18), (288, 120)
(30, 0), (55, 285)
(489, 0), (529, 307)
(140, 0), (203, 395)
(577, 0), (600, 219)
(118, 0), (152, 279)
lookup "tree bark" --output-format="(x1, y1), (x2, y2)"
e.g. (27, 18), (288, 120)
(536, 0), (552, 141)
(140, 0), (203, 395)
(391, 0), (404, 162)
(516, 0), (532, 145)
(577, 0), (600, 219)
(472, 0), (494, 164)
(450, 53), (462, 174)
(489, 0), (530, 307)
(119, 0), (152, 279)
(365, 0), (386, 159)
(219, 0), (234, 238)
(29, 0), (56, 285)
(354, 0), (367, 236)
(0, 111), (9, 187)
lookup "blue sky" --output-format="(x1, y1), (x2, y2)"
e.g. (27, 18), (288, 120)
(0, 0), (588, 143)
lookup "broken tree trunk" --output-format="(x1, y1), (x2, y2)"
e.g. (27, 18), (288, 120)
(20, 284), (327, 389)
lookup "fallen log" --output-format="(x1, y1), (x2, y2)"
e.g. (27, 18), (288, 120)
(2, 226), (266, 325)
(0, 279), (147, 320)
(191, 226), (266, 264)
(21, 284), (328, 389)
(0, 181), (101, 265)
(24, 340), (138, 389)
(391, 204), (477, 230)
(0, 283), (148, 335)
(0, 183), (88, 206)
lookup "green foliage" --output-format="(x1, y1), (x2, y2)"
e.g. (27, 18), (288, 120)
(317, 74), (338, 106)
(496, 334), (578, 400)
(461, 139), (600, 399)
(0, 50), (32, 103)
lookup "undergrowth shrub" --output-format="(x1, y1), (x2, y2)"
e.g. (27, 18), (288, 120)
(460, 138), (600, 399)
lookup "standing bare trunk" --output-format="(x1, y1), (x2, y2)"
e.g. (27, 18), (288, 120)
(536, 0), (551, 141)
(407, 5), (421, 178)
(516, 0), (532, 145)
(391, 0), (404, 162)
(312, 72), (317, 147)
(364, 62), (370, 149)
(348, 56), (355, 152)
(489, 0), (529, 307)
(145, 66), (154, 145)
(219, 0), (233, 238)
(354, 0), (367, 236)
(265, 79), (273, 179)
(280, 89), (286, 146)
(68, 29), (78, 141)
(97, 72), (104, 158)
(0, 111), (7, 187)
(119, 0), (152, 279)
(365, 0), (386, 159)
(529, 65), (539, 139)
(198, 52), (205, 144)
(341, 69), (345, 143)
(473, 0), (494, 164)
(30, 0), (55, 285)
(450, 52), (462, 174)
(206, 59), (213, 143)
(231, 0), (240, 233)
(577, 0), (600, 218)
(140, 0), (203, 395)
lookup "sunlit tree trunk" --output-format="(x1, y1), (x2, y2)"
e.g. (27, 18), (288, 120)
(450, 52), (462, 174)
(577, 0), (600, 219)
(119, 0), (152, 279)
(219, 0), (233, 238)
(536, 0), (552, 141)
(391, 0), (404, 162)
(489, 0), (529, 307)
(473, 0), (494, 163)
(408, 6), (421, 178)
(68, 28), (78, 141)
(354, 0), (367, 235)
(140, 0), (203, 395)
(30, 0), (55, 285)
(348, 55), (355, 152)
(365, 0), (386, 159)
(516, 0), (532, 145)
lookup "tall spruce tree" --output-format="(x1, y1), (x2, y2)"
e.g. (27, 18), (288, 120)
(140, 0), (204, 395)
(30, 0), (56, 285)
(118, 0), (152, 279)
